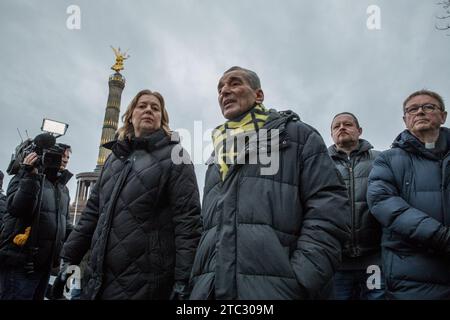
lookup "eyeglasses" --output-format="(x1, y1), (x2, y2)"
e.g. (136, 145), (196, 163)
(404, 103), (442, 115)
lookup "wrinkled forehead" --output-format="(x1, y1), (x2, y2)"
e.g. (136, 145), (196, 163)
(218, 70), (249, 88)
(332, 114), (357, 127)
(405, 94), (440, 107)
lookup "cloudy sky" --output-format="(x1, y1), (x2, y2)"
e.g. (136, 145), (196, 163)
(1, 0), (449, 200)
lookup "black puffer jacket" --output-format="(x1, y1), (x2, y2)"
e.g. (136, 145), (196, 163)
(0, 168), (72, 271)
(190, 109), (350, 300)
(0, 192), (6, 231)
(61, 130), (202, 300)
(368, 128), (450, 299)
(328, 140), (381, 261)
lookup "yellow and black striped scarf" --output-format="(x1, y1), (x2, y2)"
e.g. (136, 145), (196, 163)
(212, 104), (269, 181)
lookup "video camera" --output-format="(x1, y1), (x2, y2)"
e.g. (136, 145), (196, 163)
(7, 119), (69, 175)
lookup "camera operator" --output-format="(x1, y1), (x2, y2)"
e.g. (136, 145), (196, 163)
(0, 144), (73, 300)
(0, 171), (6, 231)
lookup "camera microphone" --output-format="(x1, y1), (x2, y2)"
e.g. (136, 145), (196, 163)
(34, 133), (56, 149)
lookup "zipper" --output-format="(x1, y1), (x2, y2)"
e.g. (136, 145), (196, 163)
(441, 153), (449, 226)
(348, 160), (357, 256)
(233, 169), (241, 299)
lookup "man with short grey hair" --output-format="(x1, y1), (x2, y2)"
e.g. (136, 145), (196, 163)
(190, 66), (350, 300)
(368, 89), (450, 299)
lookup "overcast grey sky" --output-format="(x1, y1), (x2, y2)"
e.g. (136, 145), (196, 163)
(1, 0), (449, 200)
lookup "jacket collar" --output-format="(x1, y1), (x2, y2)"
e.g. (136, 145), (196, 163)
(329, 139), (373, 160)
(103, 129), (179, 158)
(58, 169), (73, 185)
(263, 109), (300, 130)
(392, 127), (450, 160)
(45, 169), (72, 186)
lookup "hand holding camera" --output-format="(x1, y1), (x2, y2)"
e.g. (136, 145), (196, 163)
(22, 152), (39, 174)
(7, 119), (69, 176)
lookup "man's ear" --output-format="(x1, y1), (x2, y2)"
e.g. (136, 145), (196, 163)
(255, 89), (264, 104)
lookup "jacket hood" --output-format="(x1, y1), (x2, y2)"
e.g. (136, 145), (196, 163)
(264, 109), (300, 130)
(103, 129), (180, 158)
(392, 127), (450, 160)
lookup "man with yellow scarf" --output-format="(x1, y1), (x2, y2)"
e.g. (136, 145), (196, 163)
(190, 66), (351, 299)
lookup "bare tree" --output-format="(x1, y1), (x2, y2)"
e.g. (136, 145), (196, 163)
(436, 1), (450, 34)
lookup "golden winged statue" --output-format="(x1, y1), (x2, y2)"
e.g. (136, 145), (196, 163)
(111, 46), (130, 72)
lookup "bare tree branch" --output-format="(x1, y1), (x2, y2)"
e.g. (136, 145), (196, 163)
(435, 23), (450, 30)
(437, 0), (450, 9)
(436, 0), (450, 35)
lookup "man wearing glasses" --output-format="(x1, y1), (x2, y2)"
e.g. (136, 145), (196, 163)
(367, 90), (450, 299)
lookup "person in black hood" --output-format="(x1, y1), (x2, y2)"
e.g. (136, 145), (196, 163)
(368, 89), (450, 299)
(55, 89), (201, 300)
(0, 144), (73, 300)
(328, 112), (384, 300)
(189, 66), (350, 300)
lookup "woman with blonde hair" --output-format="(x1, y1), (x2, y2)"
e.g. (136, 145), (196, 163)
(54, 89), (201, 300)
